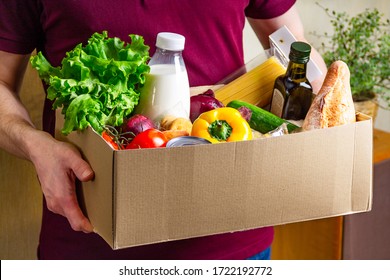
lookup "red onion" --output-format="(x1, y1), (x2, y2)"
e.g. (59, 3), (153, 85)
(237, 106), (252, 122)
(121, 114), (155, 138)
(190, 89), (224, 122)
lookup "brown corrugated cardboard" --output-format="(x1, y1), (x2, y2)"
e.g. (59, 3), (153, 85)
(56, 112), (372, 250)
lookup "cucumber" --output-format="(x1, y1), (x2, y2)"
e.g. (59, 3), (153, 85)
(227, 100), (299, 134)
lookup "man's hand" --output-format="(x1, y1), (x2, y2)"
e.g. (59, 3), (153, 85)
(30, 132), (95, 233)
(0, 51), (95, 233)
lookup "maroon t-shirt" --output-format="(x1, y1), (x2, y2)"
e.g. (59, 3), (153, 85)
(0, 0), (296, 259)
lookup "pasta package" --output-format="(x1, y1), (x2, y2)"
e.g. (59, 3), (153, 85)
(214, 56), (286, 107)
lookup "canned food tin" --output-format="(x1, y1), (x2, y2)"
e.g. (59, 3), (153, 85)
(166, 136), (211, 147)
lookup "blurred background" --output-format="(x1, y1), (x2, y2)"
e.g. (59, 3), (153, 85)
(1, 0), (389, 259)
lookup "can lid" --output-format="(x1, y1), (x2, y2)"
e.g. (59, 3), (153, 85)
(156, 32), (185, 51)
(166, 136), (211, 147)
(289, 41), (311, 64)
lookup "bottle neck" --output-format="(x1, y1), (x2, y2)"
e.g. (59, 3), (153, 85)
(285, 60), (308, 81)
(149, 47), (184, 66)
(155, 47), (183, 55)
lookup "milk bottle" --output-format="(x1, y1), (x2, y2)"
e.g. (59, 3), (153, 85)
(136, 32), (190, 123)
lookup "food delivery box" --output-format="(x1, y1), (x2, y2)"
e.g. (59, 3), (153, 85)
(56, 111), (372, 250)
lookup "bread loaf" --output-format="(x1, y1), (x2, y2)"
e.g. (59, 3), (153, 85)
(302, 61), (356, 130)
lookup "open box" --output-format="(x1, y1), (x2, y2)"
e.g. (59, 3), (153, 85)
(56, 112), (372, 250)
(54, 26), (372, 250)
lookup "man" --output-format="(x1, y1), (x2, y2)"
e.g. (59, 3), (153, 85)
(0, 0), (326, 259)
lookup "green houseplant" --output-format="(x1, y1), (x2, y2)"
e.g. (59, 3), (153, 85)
(315, 3), (390, 117)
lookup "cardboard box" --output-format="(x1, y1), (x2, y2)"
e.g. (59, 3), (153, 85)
(56, 112), (373, 250)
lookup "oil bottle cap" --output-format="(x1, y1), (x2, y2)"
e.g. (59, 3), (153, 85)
(289, 41), (311, 64)
(156, 32), (185, 51)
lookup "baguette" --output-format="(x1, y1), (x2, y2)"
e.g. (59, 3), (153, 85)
(302, 60), (355, 130)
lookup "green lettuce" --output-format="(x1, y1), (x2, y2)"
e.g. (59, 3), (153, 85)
(30, 31), (150, 135)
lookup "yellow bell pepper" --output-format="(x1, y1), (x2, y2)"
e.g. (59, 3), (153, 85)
(191, 107), (252, 143)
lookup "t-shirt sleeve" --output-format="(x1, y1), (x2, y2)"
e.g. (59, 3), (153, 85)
(245, 0), (297, 19)
(0, 0), (42, 54)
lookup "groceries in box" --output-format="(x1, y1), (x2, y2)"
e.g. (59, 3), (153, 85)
(50, 27), (372, 249)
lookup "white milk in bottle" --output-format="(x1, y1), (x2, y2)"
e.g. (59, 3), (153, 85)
(135, 32), (190, 123)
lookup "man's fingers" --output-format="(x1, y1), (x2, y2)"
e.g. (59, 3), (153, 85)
(59, 194), (94, 233)
(75, 161), (94, 182)
(37, 140), (95, 232)
(66, 145), (95, 182)
(65, 206), (94, 233)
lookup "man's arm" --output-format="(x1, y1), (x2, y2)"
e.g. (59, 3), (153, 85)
(0, 50), (94, 233)
(247, 4), (327, 92)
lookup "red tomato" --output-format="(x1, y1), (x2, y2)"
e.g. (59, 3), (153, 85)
(125, 128), (168, 149)
(101, 131), (119, 150)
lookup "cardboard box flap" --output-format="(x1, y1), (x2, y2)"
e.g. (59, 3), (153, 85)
(55, 114), (115, 248)
(352, 116), (373, 211)
(79, 129), (115, 247)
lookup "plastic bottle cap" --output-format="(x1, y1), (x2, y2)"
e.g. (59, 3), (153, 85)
(156, 32), (185, 51)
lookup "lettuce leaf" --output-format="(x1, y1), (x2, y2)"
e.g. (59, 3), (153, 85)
(30, 31), (150, 135)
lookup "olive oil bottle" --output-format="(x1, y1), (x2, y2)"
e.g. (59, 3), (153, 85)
(270, 42), (313, 120)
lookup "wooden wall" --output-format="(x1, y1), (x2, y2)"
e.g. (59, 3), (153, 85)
(0, 60), (45, 259)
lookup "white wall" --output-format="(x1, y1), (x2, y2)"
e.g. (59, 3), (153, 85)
(243, 0), (390, 132)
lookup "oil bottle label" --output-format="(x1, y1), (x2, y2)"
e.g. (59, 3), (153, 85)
(270, 88), (284, 118)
